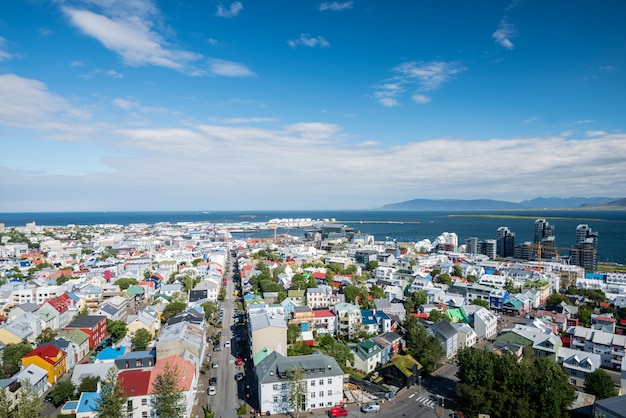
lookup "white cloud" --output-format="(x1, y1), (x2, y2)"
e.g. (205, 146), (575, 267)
(574, 119), (593, 124)
(39, 28), (54, 37)
(319, 1), (353, 12)
(288, 34), (330, 48)
(412, 94), (431, 104)
(206, 38), (219, 45)
(209, 59), (256, 77)
(374, 60), (465, 106)
(62, 4), (202, 73)
(0, 74), (92, 135)
(493, 19), (517, 50)
(586, 130), (607, 137)
(113, 97), (165, 113)
(524, 116), (540, 124)
(215, 2), (243, 18)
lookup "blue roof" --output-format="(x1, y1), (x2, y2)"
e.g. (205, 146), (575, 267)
(361, 309), (376, 325)
(95, 346), (126, 361)
(375, 311), (390, 320)
(77, 392), (99, 413)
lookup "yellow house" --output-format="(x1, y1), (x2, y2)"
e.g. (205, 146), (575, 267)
(21, 345), (66, 384)
(127, 309), (161, 338)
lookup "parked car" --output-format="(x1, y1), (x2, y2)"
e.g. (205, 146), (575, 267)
(361, 402), (380, 413)
(212, 361), (219, 368)
(235, 357), (243, 366)
(224, 341), (231, 348)
(329, 407), (349, 417)
(208, 386), (217, 396)
(235, 372), (244, 381)
(209, 377), (217, 386)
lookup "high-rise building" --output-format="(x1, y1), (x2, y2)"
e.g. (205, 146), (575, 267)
(496, 226), (515, 258)
(534, 219), (555, 243)
(572, 224), (598, 271)
(482, 239), (497, 259)
(466, 237), (479, 255)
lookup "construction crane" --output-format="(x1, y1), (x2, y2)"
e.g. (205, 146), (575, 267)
(529, 242), (593, 287)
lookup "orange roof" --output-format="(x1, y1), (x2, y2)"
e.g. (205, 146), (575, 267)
(24, 345), (64, 365)
(149, 355), (195, 393)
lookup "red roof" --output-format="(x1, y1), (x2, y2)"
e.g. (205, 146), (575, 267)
(313, 309), (336, 318)
(312, 272), (326, 279)
(595, 316), (616, 323)
(24, 345), (64, 365)
(45, 292), (72, 313)
(118, 369), (152, 397)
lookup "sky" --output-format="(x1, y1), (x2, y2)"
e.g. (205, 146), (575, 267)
(0, 0), (625, 212)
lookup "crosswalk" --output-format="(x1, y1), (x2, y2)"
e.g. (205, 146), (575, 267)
(415, 395), (436, 409)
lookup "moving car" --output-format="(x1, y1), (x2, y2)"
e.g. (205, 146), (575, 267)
(329, 407), (349, 417)
(361, 402), (380, 413)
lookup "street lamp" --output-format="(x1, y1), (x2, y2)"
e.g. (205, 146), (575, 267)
(437, 395), (445, 417)
(418, 375), (421, 394)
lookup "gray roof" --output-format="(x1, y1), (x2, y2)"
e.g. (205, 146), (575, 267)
(255, 350), (343, 385)
(432, 320), (458, 340)
(249, 313), (286, 332)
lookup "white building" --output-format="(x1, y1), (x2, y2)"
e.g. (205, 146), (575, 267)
(255, 351), (344, 415)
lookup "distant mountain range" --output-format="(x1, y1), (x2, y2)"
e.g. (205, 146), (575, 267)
(381, 197), (625, 211)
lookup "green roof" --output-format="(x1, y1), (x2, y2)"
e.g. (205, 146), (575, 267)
(288, 289), (305, 298)
(383, 354), (422, 377)
(127, 285), (145, 295)
(253, 347), (273, 366)
(446, 308), (468, 323)
(58, 328), (90, 345)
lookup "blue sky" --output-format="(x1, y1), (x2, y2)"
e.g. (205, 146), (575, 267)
(0, 0), (625, 211)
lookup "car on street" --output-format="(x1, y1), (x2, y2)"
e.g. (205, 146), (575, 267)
(209, 377), (217, 386)
(361, 402), (380, 413)
(208, 386), (217, 396)
(212, 361), (219, 368)
(235, 372), (244, 381)
(224, 341), (231, 348)
(329, 407), (349, 417)
(235, 357), (243, 366)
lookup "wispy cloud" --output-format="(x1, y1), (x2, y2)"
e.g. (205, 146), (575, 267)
(62, 6), (202, 71)
(113, 97), (165, 113)
(215, 2), (243, 18)
(374, 61), (465, 106)
(319, 1), (353, 12)
(222, 117), (278, 124)
(209, 58), (255, 77)
(0, 37), (13, 62)
(524, 116), (540, 124)
(287, 34), (330, 48)
(79, 68), (124, 79)
(574, 119), (594, 124)
(493, 19), (516, 50)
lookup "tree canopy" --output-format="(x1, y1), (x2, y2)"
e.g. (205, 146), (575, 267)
(151, 363), (186, 418)
(404, 316), (445, 373)
(455, 348), (575, 418)
(131, 328), (153, 351)
(584, 369), (618, 400)
(106, 319), (128, 343)
(2, 341), (32, 378)
(95, 367), (127, 418)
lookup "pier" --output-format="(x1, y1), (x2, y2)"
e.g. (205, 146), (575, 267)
(337, 220), (421, 225)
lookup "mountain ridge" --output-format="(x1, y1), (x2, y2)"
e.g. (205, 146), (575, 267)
(381, 197), (625, 211)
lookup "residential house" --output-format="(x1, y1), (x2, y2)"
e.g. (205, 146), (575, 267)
(0, 312), (42, 344)
(489, 289), (510, 311)
(63, 315), (107, 349)
(94, 346), (127, 364)
(502, 299), (524, 316)
(249, 311), (287, 358)
(118, 369), (152, 418)
(428, 320), (459, 359)
(21, 344), (67, 384)
(255, 351), (344, 415)
(453, 323), (478, 349)
(557, 347), (601, 387)
(114, 349), (156, 370)
(126, 309), (161, 339)
(189, 280), (219, 303)
(44, 339), (77, 372)
(310, 309), (336, 336)
(350, 339), (382, 374)
(375, 310), (392, 334)
(374, 332), (405, 364)
(360, 310), (378, 335)
(0, 377), (20, 412)
(155, 321), (204, 365)
(56, 329), (90, 365)
(571, 326), (626, 370)
(378, 354), (422, 389)
(333, 302), (362, 340)
(466, 306), (497, 340)
(15, 364), (48, 397)
(148, 355), (197, 418)
(287, 289), (305, 306)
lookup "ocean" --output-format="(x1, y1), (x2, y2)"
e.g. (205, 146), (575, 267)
(1, 210), (625, 265)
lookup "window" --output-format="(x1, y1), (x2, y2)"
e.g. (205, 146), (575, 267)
(310, 380), (315, 387)
(127, 400), (133, 409)
(328, 390), (332, 396)
(273, 384), (279, 390)
(319, 379), (323, 385)
(311, 404), (315, 408)
(327, 378), (332, 385)
(319, 391), (323, 397)
(142, 399), (147, 406)
(142, 413), (148, 418)
(311, 392), (315, 398)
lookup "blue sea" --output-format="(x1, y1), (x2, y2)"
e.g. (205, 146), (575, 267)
(1, 210), (625, 265)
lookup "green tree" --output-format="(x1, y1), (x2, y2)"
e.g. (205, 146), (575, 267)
(411, 290), (427, 308)
(585, 369), (618, 400)
(578, 304), (593, 327)
(131, 328), (153, 351)
(1, 341), (32, 378)
(78, 375), (101, 393)
(50, 380), (76, 406)
(370, 285), (385, 300)
(15, 380), (43, 418)
(0, 387), (12, 418)
(106, 319), (128, 343)
(546, 293), (569, 307)
(200, 301), (217, 319)
(162, 298), (188, 323)
(151, 363), (186, 418)
(452, 265), (463, 278)
(365, 260), (379, 271)
(286, 366), (306, 418)
(318, 335), (355, 371)
(404, 316), (445, 373)
(36, 327), (58, 344)
(287, 324), (302, 345)
(94, 367), (127, 418)
(429, 310), (450, 323)
(114, 278), (138, 290)
(437, 273), (452, 286)
(342, 285), (361, 304)
(471, 298), (489, 309)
